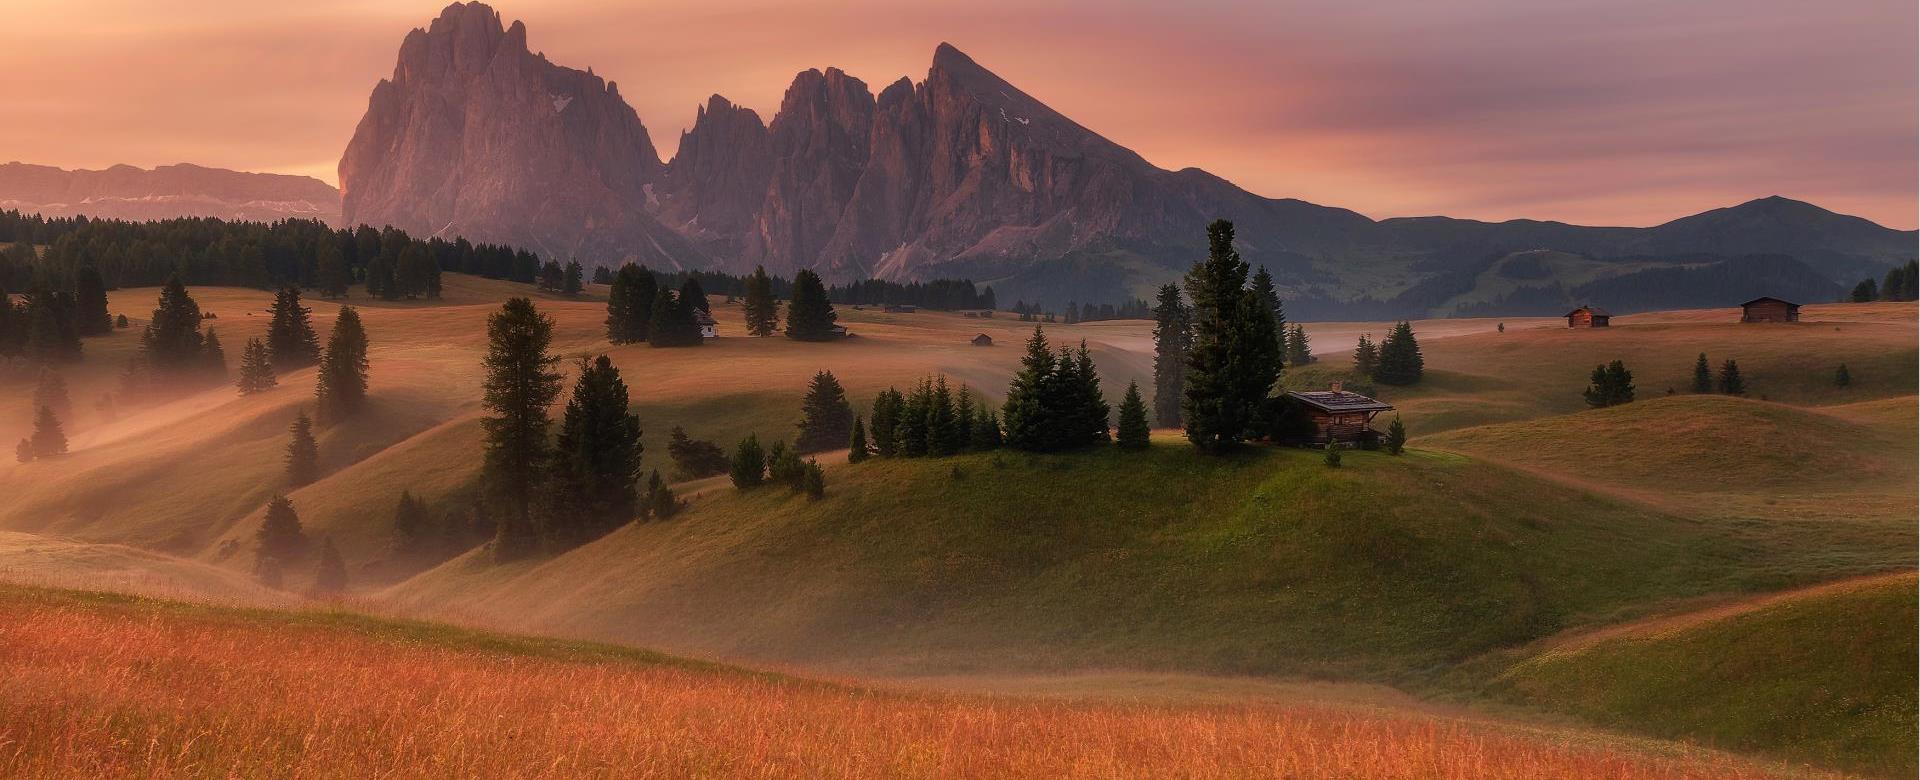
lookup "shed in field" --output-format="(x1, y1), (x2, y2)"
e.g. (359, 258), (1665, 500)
(1286, 383), (1394, 446)
(1740, 296), (1801, 323)
(971, 333), (993, 347)
(1565, 305), (1611, 328)
(693, 309), (718, 339)
(884, 304), (918, 313)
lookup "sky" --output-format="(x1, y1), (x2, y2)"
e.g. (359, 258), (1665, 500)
(3, 0), (1914, 229)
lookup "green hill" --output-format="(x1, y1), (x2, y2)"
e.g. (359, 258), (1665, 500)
(1483, 573), (1917, 777)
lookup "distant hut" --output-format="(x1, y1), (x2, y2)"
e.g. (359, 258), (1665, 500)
(693, 309), (719, 339)
(971, 333), (994, 347)
(958, 309), (995, 319)
(1565, 305), (1611, 328)
(1285, 382), (1394, 446)
(1740, 296), (1801, 323)
(883, 304), (918, 314)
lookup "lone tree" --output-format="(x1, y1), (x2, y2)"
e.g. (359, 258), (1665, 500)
(481, 298), (562, 561)
(605, 264), (657, 344)
(314, 306), (370, 422)
(679, 276), (709, 312)
(1284, 324), (1314, 367)
(310, 536), (348, 596)
(729, 435), (766, 488)
(1182, 220), (1281, 453)
(665, 426), (729, 480)
(549, 355), (644, 544)
(285, 410), (319, 486)
(847, 415), (870, 463)
(1582, 360), (1635, 407)
(742, 265), (780, 337)
(1372, 321), (1424, 386)
(266, 287), (321, 368)
(237, 337), (277, 395)
(563, 261), (584, 296)
(1116, 380), (1150, 450)
(142, 275), (207, 375)
(1717, 359), (1746, 396)
(784, 269), (839, 341)
(1834, 363), (1852, 387)
(644, 470), (680, 520)
(29, 405), (67, 458)
(1384, 416), (1407, 455)
(1352, 334), (1378, 377)
(1149, 284), (1191, 427)
(1324, 442), (1344, 467)
(73, 265), (111, 336)
(254, 495), (307, 584)
(1691, 353), (1713, 393)
(201, 328), (228, 380)
(795, 370), (855, 453)
(389, 489), (433, 563)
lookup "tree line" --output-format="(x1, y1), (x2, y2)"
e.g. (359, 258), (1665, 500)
(1851, 260), (1920, 303)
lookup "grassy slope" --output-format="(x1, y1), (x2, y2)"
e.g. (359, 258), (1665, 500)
(1482, 573), (1917, 777)
(0, 531), (289, 606)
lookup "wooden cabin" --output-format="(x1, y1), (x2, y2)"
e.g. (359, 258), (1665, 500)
(958, 309), (995, 318)
(971, 333), (994, 347)
(1286, 383), (1394, 445)
(1740, 296), (1801, 323)
(883, 304), (918, 314)
(693, 309), (719, 339)
(1565, 305), (1611, 328)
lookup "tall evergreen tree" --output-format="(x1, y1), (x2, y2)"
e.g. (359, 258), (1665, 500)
(679, 276), (709, 312)
(315, 239), (351, 299)
(784, 269), (839, 341)
(972, 410), (1003, 449)
(237, 337), (277, 394)
(1582, 360), (1635, 407)
(73, 265), (111, 336)
(604, 264), (657, 344)
(1384, 416), (1407, 455)
(795, 370), (855, 453)
(927, 376), (962, 456)
(1068, 341), (1111, 444)
(254, 495), (307, 576)
(1181, 220), (1278, 452)
(24, 287), (81, 364)
(953, 386), (977, 449)
(29, 405), (66, 458)
(33, 369), (70, 421)
(743, 265), (780, 337)
(265, 287), (320, 368)
(1284, 324), (1315, 366)
(1851, 278), (1879, 303)
(1149, 284), (1191, 428)
(314, 306), (369, 422)
(896, 379), (932, 457)
(729, 435), (766, 488)
(1001, 327), (1057, 451)
(1352, 334), (1378, 377)
(563, 261), (584, 296)
(647, 288), (703, 347)
(142, 276), (204, 373)
(1717, 359), (1746, 396)
(480, 298), (562, 561)
(1882, 265), (1906, 301)
(549, 355), (643, 542)
(1250, 266), (1285, 349)
(1691, 353), (1714, 393)
(1116, 380), (1150, 450)
(200, 327), (227, 380)
(1372, 321), (1424, 386)
(285, 410), (319, 486)
(389, 489), (433, 562)
(869, 388), (904, 457)
(310, 537), (348, 595)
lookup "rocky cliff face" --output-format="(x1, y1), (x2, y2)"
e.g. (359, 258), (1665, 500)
(338, 1), (698, 266)
(0, 162), (339, 223)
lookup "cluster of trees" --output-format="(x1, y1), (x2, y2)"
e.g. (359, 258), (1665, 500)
(537, 260), (585, 296)
(828, 278), (994, 310)
(1691, 353), (1746, 396)
(861, 375), (1003, 459)
(1347, 325), (1424, 386)
(666, 426), (731, 479)
(1170, 221), (1284, 452)
(728, 436), (825, 498)
(249, 495), (347, 595)
(1061, 298), (1152, 324)
(604, 264), (710, 347)
(1583, 360), (1636, 407)
(1851, 260), (1920, 303)
(1001, 328), (1110, 452)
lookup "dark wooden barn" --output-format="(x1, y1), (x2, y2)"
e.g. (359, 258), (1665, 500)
(1285, 383), (1394, 445)
(1740, 296), (1801, 323)
(971, 333), (993, 347)
(1565, 305), (1611, 328)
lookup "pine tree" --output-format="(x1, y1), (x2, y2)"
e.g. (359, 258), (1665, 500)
(1691, 353), (1713, 393)
(604, 264), (657, 344)
(730, 435), (766, 488)
(563, 261), (584, 296)
(390, 489), (432, 562)
(237, 337), (277, 394)
(1116, 380), (1150, 450)
(1372, 321), (1424, 385)
(1583, 360), (1635, 407)
(33, 369), (70, 421)
(1285, 323), (1315, 366)
(870, 388), (903, 457)
(1851, 278), (1879, 303)
(1001, 327), (1056, 450)
(29, 405), (66, 458)
(644, 470), (680, 520)
(1834, 363), (1852, 387)
(315, 240), (351, 299)
(1250, 266), (1285, 351)
(784, 269), (839, 341)
(314, 306), (369, 422)
(1385, 416), (1407, 455)
(310, 536), (348, 596)
(679, 276), (709, 312)
(896, 379), (932, 457)
(795, 371), (855, 453)
(265, 287), (320, 368)
(801, 460), (826, 500)
(24, 288), (81, 364)
(480, 298), (562, 561)
(1717, 359), (1746, 396)
(647, 288), (703, 347)
(73, 265), (111, 336)
(1352, 334), (1378, 377)
(973, 411), (1003, 449)
(928, 376), (962, 456)
(285, 411), (319, 486)
(1069, 341), (1110, 444)
(142, 275), (204, 374)
(549, 355), (644, 543)
(1181, 220), (1278, 452)
(1883, 266), (1905, 301)
(847, 415), (870, 463)
(743, 266), (780, 337)
(255, 495), (307, 570)
(665, 426), (729, 480)
(1324, 442), (1343, 467)
(200, 327), (227, 380)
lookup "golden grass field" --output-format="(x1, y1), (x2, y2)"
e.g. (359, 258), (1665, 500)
(0, 586), (1828, 780)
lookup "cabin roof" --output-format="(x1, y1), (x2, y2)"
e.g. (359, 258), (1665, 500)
(1740, 296), (1800, 308)
(972, 333), (992, 341)
(1565, 305), (1610, 317)
(692, 309), (717, 326)
(1287, 390), (1394, 414)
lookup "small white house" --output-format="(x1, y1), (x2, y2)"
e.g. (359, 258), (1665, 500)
(693, 309), (718, 339)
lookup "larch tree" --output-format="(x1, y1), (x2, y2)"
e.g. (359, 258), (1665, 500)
(795, 370), (855, 453)
(314, 306), (370, 423)
(480, 298), (562, 561)
(743, 266), (780, 337)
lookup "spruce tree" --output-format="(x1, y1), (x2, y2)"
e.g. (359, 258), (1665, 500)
(200, 327), (227, 380)
(1583, 360), (1635, 407)
(605, 264), (657, 344)
(315, 240), (351, 299)
(266, 287), (320, 368)
(1834, 363), (1852, 387)
(549, 355), (644, 542)
(730, 435), (766, 488)
(1002, 327), (1057, 450)
(1717, 359), (1746, 396)
(795, 370), (855, 453)
(928, 376), (962, 456)
(73, 265), (111, 336)
(29, 405), (66, 458)
(1353, 334), (1378, 377)
(647, 288), (703, 347)
(954, 386), (977, 450)
(1251, 266), (1285, 349)
(563, 261), (584, 296)
(255, 495), (307, 570)
(645, 470), (680, 520)
(801, 460), (826, 500)
(24, 288), (81, 364)
(33, 369), (70, 421)
(870, 388), (903, 457)
(237, 337), (277, 394)
(1851, 278), (1879, 303)
(1285, 324), (1315, 366)
(480, 298), (562, 561)
(1372, 321), (1424, 386)
(1323, 442), (1343, 467)
(1691, 353), (1713, 393)
(1150, 285), (1193, 428)
(1385, 416), (1407, 455)
(784, 269), (839, 341)
(310, 537), (348, 595)
(847, 415), (870, 463)
(314, 306), (370, 422)
(142, 275), (204, 374)
(666, 426), (729, 480)
(390, 489), (432, 562)
(1069, 341), (1111, 444)
(743, 265), (780, 337)
(972, 410), (1002, 449)
(1181, 220), (1278, 452)
(1116, 380), (1150, 450)
(896, 378), (932, 457)
(285, 411), (319, 486)
(679, 276), (709, 312)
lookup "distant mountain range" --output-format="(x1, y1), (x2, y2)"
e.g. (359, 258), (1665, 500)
(0, 162), (338, 224)
(17, 2), (1920, 317)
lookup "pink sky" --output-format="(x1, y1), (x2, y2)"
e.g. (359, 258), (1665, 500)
(3, 0), (1914, 228)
